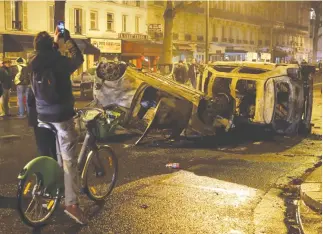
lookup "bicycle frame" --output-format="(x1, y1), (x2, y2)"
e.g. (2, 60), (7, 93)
(17, 108), (107, 197)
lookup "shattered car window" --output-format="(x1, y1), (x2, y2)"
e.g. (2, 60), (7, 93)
(238, 67), (269, 74)
(213, 65), (236, 72)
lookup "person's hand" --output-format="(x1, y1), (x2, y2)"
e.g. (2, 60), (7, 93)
(53, 26), (61, 43)
(63, 29), (71, 42)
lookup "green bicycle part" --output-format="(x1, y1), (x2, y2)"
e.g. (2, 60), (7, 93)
(17, 156), (64, 196)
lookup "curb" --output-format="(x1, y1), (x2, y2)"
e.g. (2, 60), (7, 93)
(300, 166), (322, 214)
(0, 134), (22, 142)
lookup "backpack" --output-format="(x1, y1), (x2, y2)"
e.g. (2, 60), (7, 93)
(31, 69), (60, 104)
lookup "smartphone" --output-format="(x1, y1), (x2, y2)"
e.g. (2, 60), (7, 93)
(57, 21), (65, 35)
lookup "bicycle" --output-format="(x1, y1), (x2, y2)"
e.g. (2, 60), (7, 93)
(16, 107), (118, 227)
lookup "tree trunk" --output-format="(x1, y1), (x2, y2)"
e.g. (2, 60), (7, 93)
(54, 0), (66, 54)
(54, 0), (66, 23)
(162, 1), (175, 65)
(312, 2), (322, 63)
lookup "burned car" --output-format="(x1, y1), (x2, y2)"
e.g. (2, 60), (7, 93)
(92, 61), (314, 144)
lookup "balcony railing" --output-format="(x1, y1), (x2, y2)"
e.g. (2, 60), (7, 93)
(197, 36), (204, 41)
(222, 38), (227, 42)
(212, 37), (218, 42)
(75, 25), (82, 34)
(185, 34), (192, 41)
(12, 21), (22, 30)
(155, 32), (163, 39)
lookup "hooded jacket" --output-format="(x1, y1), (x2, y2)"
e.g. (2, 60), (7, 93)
(0, 66), (13, 90)
(14, 58), (30, 86)
(28, 39), (84, 123)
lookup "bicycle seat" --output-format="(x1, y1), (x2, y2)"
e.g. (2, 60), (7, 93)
(38, 122), (57, 134)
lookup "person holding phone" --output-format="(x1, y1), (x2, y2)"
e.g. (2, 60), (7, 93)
(28, 25), (86, 225)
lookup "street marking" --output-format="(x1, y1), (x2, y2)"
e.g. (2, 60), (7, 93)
(24, 182), (31, 195)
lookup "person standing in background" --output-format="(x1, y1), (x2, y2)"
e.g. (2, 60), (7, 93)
(14, 57), (30, 118)
(188, 58), (198, 89)
(0, 59), (13, 119)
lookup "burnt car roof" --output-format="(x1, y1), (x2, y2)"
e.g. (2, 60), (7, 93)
(208, 62), (299, 80)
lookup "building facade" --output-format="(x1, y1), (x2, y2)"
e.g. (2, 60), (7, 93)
(147, 1), (313, 64)
(0, 0), (153, 71)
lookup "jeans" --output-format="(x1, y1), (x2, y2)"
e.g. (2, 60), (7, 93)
(17, 85), (29, 116)
(34, 126), (57, 160)
(0, 89), (10, 116)
(49, 118), (80, 206)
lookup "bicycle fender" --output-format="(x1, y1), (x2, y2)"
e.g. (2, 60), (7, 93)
(17, 156), (64, 191)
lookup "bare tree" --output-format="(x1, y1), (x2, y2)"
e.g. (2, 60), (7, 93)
(162, 0), (202, 64)
(311, 1), (322, 62)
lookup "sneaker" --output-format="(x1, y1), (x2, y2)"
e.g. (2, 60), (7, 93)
(16, 115), (26, 119)
(64, 204), (87, 225)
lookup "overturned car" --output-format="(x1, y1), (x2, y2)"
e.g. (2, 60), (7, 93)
(92, 61), (314, 144)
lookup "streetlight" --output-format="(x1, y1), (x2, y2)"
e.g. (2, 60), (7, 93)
(205, 0), (209, 63)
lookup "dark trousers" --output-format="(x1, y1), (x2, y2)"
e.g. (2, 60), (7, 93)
(34, 126), (57, 161)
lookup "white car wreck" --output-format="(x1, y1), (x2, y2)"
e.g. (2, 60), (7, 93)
(91, 61), (315, 144)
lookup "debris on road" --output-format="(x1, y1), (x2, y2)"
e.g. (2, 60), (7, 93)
(140, 204), (149, 209)
(166, 163), (180, 169)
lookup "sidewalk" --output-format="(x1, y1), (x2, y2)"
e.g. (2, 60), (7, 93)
(300, 166), (322, 214)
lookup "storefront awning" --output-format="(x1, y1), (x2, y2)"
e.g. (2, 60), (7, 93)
(122, 40), (162, 57)
(174, 43), (193, 51)
(3, 34), (34, 52)
(225, 49), (248, 53)
(273, 49), (288, 58)
(74, 39), (100, 55)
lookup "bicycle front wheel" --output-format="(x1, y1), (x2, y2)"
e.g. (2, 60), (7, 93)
(83, 145), (118, 201)
(17, 173), (60, 227)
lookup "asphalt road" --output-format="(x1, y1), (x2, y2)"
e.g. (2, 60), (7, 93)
(0, 88), (321, 233)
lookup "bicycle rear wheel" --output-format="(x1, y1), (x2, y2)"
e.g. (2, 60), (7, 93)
(83, 145), (118, 201)
(17, 172), (60, 227)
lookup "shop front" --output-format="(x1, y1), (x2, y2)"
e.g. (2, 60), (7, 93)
(225, 48), (247, 61)
(91, 38), (121, 62)
(0, 34), (34, 64)
(121, 40), (162, 71)
(173, 43), (194, 63)
(209, 44), (225, 62)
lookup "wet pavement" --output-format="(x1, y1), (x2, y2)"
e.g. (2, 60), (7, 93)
(0, 88), (321, 233)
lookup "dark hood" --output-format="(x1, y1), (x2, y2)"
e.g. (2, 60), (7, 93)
(29, 50), (61, 71)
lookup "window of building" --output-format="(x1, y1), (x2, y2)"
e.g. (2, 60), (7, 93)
(90, 11), (98, 30)
(74, 8), (82, 34)
(135, 16), (140, 33)
(212, 24), (216, 37)
(11, 0), (23, 30)
(49, 5), (54, 32)
(136, 1), (141, 7)
(123, 1), (128, 5)
(122, 15), (127, 32)
(107, 13), (114, 31)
